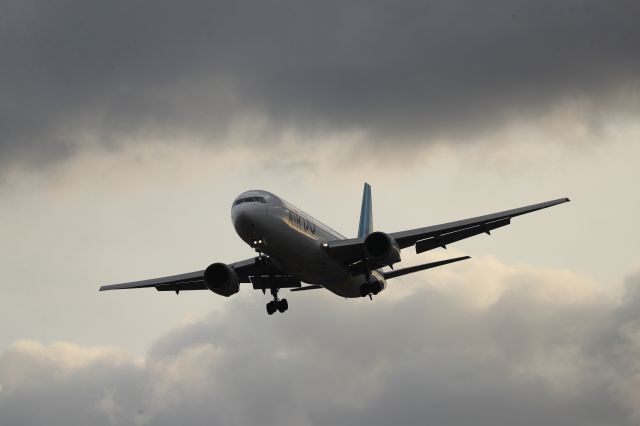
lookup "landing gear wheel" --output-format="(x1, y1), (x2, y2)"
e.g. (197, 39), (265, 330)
(277, 299), (288, 313)
(266, 287), (289, 315)
(360, 283), (372, 297)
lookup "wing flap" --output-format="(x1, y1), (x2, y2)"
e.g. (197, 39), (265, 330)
(415, 218), (510, 253)
(156, 281), (207, 292)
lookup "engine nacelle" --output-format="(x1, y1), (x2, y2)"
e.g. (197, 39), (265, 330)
(203, 263), (240, 297)
(364, 231), (401, 266)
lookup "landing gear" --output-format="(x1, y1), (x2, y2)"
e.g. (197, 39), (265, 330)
(252, 238), (267, 254)
(266, 287), (288, 315)
(277, 298), (288, 312)
(253, 238), (270, 267)
(266, 299), (288, 315)
(360, 283), (370, 297)
(255, 255), (270, 266)
(360, 281), (383, 298)
(360, 262), (376, 299)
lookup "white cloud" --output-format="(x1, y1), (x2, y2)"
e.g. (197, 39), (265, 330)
(1, 261), (639, 426)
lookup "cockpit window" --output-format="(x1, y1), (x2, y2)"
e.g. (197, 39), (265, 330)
(233, 196), (267, 206)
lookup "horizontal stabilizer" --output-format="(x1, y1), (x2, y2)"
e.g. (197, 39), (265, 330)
(383, 256), (470, 280)
(290, 284), (324, 292)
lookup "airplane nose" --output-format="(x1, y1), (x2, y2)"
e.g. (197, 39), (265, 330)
(233, 208), (252, 236)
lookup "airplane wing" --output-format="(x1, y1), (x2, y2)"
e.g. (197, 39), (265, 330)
(325, 197), (570, 266)
(99, 270), (206, 292)
(99, 256), (288, 293)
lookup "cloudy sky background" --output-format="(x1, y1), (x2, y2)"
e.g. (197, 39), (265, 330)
(1, 1), (640, 424)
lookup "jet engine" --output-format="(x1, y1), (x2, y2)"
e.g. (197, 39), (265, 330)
(364, 231), (401, 266)
(360, 270), (387, 297)
(204, 263), (240, 297)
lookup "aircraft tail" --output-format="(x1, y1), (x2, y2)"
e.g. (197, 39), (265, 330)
(357, 182), (373, 238)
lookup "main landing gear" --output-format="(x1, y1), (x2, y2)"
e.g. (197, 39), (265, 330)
(359, 266), (382, 300)
(266, 287), (288, 315)
(360, 281), (383, 298)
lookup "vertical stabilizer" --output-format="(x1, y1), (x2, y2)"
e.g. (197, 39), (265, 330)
(357, 183), (373, 238)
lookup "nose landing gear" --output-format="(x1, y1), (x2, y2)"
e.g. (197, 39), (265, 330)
(253, 239), (271, 267)
(266, 287), (288, 315)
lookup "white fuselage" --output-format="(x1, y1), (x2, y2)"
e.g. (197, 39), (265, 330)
(231, 190), (383, 298)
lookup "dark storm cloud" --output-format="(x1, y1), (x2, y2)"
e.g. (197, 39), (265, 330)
(2, 0), (639, 167)
(1, 268), (640, 425)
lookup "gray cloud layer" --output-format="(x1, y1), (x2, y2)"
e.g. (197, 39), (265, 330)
(2, 0), (640, 168)
(1, 266), (639, 426)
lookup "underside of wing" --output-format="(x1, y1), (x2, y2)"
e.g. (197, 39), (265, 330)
(390, 197), (570, 249)
(100, 256), (293, 293)
(99, 270), (205, 292)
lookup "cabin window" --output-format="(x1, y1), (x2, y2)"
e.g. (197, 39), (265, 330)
(233, 196), (267, 206)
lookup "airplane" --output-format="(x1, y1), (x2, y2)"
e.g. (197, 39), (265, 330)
(100, 183), (570, 315)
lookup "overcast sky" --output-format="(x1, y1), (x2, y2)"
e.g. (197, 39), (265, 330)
(1, 1), (640, 425)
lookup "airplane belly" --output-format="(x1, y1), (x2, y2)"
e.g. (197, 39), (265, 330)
(259, 212), (349, 285)
(322, 276), (367, 298)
